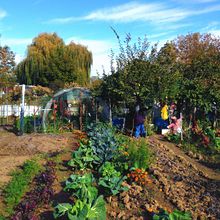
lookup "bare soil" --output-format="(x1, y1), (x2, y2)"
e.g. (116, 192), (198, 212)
(148, 135), (220, 219)
(0, 131), (74, 185)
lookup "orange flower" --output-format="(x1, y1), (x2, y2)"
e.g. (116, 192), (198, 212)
(123, 152), (129, 156)
(147, 208), (153, 213)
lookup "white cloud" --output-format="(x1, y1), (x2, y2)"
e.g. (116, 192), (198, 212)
(65, 37), (116, 76)
(46, 1), (220, 25)
(192, 0), (217, 2)
(46, 2), (189, 24)
(148, 32), (172, 39)
(174, 0), (217, 3)
(0, 9), (7, 19)
(45, 17), (80, 24)
(86, 2), (220, 23)
(201, 21), (219, 31)
(201, 22), (220, 37)
(14, 53), (25, 64)
(209, 30), (220, 37)
(0, 38), (31, 64)
(84, 2), (189, 23)
(192, 4), (220, 15)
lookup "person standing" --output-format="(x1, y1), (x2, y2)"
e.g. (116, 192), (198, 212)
(152, 101), (161, 125)
(134, 109), (146, 138)
(169, 102), (177, 123)
(161, 102), (169, 122)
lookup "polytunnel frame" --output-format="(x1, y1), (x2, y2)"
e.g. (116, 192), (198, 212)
(42, 87), (92, 131)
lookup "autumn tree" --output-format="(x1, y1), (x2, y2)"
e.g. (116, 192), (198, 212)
(16, 33), (92, 89)
(96, 34), (181, 114)
(97, 32), (220, 127)
(0, 45), (16, 85)
(173, 33), (220, 114)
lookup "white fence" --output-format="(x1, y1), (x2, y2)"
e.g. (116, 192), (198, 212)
(0, 104), (41, 117)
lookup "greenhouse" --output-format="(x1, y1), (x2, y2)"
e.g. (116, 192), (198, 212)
(42, 87), (95, 131)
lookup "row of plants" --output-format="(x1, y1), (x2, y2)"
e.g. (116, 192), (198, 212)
(14, 116), (42, 134)
(0, 160), (41, 217)
(11, 161), (56, 220)
(54, 123), (130, 219)
(53, 123), (192, 219)
(166, 124), (220, 165)
(14, 115), (75, 134)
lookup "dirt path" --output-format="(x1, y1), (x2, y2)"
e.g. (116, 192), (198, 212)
(148, 135), (220, 219)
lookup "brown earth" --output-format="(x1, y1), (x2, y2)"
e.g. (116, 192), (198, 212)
(148, 135), (220, 219)
(1, 130), (220, 219)
(106, 135), (220, 219)
(0, 131), (74, 185)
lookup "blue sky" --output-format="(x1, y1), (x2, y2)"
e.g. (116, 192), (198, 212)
(0, 0), (220, 76)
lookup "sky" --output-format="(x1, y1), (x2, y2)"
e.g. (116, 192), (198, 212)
(0, 0), (220, 76)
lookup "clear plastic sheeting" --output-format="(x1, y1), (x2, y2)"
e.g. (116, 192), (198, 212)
(42, 87), (95, 131)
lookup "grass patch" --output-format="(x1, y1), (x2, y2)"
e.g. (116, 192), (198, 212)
(3, 159), (42, 215)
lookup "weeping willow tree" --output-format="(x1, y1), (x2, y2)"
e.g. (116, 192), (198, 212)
(16, 33), (92, 88)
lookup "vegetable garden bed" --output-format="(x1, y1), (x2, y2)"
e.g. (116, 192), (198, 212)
(0, 125), (196, 219)
(51, 124), (192, 220)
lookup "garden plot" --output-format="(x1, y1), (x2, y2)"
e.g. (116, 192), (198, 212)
(0, 131), (73, 185)
(0, 127), (220, 219)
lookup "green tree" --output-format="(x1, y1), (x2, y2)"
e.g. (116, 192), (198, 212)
(154, 42), (182, 102)
(95, 32), (220, 126)
(96, 34), (158, 110)
(16, 33), (92, 88)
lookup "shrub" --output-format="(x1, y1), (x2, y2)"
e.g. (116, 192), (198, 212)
(68, 142), (94, 170)
(15, 116), (42, 133)
(167, 133), (181, 144)
(54, 172), (106, 220)
(64, 173), (96, 199)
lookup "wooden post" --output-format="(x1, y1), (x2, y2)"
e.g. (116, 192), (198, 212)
(95, 100), (98, 123)
(109, 98), (112, 126)
(180, 112), (183, 141)
(213, 104), (217, 129)
(20, 84), (25, 135)
(79, 92), (83, 130)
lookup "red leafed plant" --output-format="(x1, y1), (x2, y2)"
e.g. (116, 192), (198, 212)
(11, 161), (56, 220)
